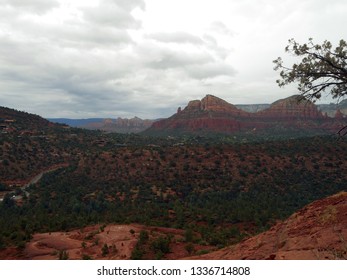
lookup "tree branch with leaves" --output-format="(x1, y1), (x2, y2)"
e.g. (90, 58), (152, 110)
(273, 38), (347, 102)
(274, 38), (347, 136)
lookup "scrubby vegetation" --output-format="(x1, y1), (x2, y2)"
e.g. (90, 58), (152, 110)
(1, 106), (347, 258)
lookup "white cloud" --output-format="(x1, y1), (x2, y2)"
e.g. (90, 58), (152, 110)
(82, 0), (145, 29)
(0, 0), (59, 14)
(146, 32), (204, 45)
(186, 63), (236, 80)
(209, 21), (234, 37)
(143, 47), (212, 70)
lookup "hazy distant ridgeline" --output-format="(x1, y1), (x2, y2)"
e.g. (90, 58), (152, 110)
(48, 97), (347, 135)
(48, 117), (155, 133)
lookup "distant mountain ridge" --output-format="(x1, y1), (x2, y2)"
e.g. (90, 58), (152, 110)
(236, 100), (347, 116)
(49, 117), (155, 133)
(48, 118), (105, 127)
(47, 97), (347, 134)
(144, 95), (346, 137)
(317, 99), (347, 117)
(82, 117), (155, 133)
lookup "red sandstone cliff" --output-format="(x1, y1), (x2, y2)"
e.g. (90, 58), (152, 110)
(255, 95), (324, 120)
(150, 95), (249, 134)
(145, 94), (344, 136)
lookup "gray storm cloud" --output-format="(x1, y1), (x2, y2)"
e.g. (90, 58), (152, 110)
(0, 0), (346, 118)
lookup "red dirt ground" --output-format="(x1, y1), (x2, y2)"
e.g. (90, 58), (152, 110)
(1, 224), (214, 260)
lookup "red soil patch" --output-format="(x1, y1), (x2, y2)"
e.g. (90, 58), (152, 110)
(19, 224), (143, 260)
(1, 224), (214, 260)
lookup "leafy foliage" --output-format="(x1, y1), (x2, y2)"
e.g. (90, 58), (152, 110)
(274, 38), (347, 101)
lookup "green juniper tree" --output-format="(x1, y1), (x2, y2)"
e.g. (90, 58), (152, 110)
(274, 38), (347, 100)
(274, 38), (347, 135)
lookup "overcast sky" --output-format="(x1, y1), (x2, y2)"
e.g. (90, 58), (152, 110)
(0, 0), (346, 118)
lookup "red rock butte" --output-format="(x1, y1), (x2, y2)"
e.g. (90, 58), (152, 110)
(146, 94), (341, 135)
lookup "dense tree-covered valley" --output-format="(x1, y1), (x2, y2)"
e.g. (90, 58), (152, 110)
(1, 106), (347, 258)
(1, 137), (346, 250)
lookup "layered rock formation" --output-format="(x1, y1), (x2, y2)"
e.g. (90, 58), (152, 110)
(256, 95), (324, 120)
(150, 95), (249, 134)
(81, 117), (154, 133)
(145, 94), (345, 136)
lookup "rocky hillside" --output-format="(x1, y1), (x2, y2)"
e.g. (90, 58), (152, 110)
(0, 224), (215, 260)
(3, 192), (346, 260)
(189, 192), (347, 260)
(145, 95), (346, 137)
(0, 106), (53, 133)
